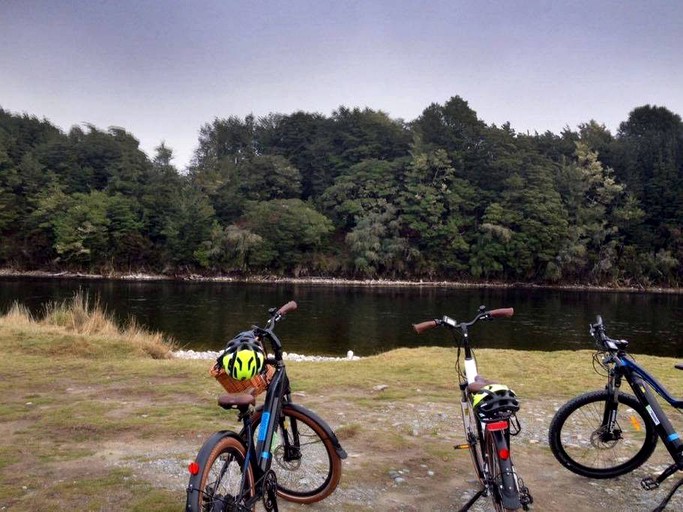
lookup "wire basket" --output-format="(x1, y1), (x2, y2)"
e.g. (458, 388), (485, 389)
(209, 362), (275, 396)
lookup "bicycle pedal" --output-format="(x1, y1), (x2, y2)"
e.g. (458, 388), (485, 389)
(641, 477), (659, 491)
(453, 443), (471, 450)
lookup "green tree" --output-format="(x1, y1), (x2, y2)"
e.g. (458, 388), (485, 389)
(319, 158), (404, 229)
(196, 224), (265, 272)
(241, 199), (333, 275)
(345, 202), (407, 277)
(139, 143), (185, 263)
(34, 190), (110, 266)
(398, 149), (473, 277)
(613, 105), (683, 248)
(162, 187), (216, 268)
(192, 115), (257, 169)
(106, 193), (147, 269)
(238, 155), (302, 201)
(473, 163), (568, 280)
(256, 111), (329, 199)
(555, 141), (627, 281)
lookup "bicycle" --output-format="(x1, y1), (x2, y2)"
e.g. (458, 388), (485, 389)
(548, 315), (683, 511)
(413, 305), (533, 512)
(185, 301), (347, 512)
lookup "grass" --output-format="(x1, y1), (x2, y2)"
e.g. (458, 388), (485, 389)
(1, 291), (175, 359)
(1, 295), (682, 510)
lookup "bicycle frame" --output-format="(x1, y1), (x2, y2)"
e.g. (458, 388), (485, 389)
(606, 352), (683, 464)
(235, 361), (288, 510)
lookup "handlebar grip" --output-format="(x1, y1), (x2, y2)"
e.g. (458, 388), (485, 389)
(277, 300), (298, 316)
(413, 320), (438, 334)
(489, 307), (514, 318)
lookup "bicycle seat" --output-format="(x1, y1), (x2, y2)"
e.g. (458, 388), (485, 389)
(675, 363), (683, 371)
(218, 393), (256, 410)
(467, 375), (497, 393)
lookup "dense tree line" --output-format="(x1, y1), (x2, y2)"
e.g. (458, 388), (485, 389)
(1, 97), (682, 286)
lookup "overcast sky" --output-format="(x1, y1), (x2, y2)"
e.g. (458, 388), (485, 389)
(1, 0), (681, 170)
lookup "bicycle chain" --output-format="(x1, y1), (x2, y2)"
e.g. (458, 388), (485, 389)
(261, 470), (278, 512)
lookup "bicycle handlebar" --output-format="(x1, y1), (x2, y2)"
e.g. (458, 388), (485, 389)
(413, 320), (439, 334)
(277, 300), (298, 316)
(412, 306), (514, 335)
(255, 300), (298, 359)
(489, 307), (514, 318)
(590, 315), (628, 351)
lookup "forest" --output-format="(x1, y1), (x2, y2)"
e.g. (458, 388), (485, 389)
(1, 96), (682, 287)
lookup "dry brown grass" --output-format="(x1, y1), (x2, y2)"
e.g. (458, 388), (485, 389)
(0, 292), (175, 359)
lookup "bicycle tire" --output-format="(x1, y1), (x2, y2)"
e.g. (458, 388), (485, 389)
(548, 389), (658, 479)
(249, 403), (343, 503)
(485, 429), (521, 511)
(186, 432), (255, 512)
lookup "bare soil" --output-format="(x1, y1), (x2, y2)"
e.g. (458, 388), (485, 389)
(89, 393), (683, 512)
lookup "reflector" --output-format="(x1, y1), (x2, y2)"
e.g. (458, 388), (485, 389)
(188, 461), (200, 475)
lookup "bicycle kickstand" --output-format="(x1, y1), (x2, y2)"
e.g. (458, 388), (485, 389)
(642, 463), (680, 491)
(652, 477), (683, 512)
(458, 487), (486, 512)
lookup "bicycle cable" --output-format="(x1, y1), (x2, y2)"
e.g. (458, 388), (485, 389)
(592, 351), (609, 376)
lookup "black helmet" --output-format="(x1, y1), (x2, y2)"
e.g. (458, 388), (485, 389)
(471, 384), (519, 421)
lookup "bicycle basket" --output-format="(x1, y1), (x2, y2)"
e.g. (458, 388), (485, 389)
(210, 362), (275, 396)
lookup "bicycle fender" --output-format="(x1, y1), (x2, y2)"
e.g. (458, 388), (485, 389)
(286, 403), (348, 459)
(253, 403), (348, 460)
(491, 430), (522, 509)
(185, 430), (244, 512)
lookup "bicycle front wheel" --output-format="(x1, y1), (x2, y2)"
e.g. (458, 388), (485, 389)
(250, 404), (343, 503)
(186, 433), (255, 512)
(548, 390), (657, 479)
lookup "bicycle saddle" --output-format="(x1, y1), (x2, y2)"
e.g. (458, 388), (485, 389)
(467, 375), (497, 393)
(218, 392), (256, 410)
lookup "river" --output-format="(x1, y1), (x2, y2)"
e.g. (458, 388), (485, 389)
(1, 277), (682, 358)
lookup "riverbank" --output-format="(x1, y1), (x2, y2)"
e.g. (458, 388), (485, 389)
(2, 313), (682, 511)
(173, 348), (361, 362)
(1, 267), (681, 294)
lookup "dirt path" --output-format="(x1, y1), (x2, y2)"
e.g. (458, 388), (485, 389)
(100, 396), (683, 512)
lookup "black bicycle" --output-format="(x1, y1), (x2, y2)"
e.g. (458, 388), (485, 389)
(548, 315), (683, 511)
(413, 306), (532, 511)
(185, 301), (347, 512)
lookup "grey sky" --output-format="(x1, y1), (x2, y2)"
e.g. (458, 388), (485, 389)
(1, 0), (681, 170)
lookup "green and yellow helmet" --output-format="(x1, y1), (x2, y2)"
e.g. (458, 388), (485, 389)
(471, 384), (519, 421)
(220, 331), (265, 381)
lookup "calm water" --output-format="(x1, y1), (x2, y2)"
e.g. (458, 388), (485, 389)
(1, 277), (683, 358)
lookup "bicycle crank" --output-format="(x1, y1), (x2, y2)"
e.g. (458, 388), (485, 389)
(262, 470), (278, 512)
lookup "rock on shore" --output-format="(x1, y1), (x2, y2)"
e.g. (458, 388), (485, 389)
(173, 349), (361, 362)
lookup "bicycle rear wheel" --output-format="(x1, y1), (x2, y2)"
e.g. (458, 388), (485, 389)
(250, 404), (343, 503)
(548, 389), (657, 478)
(485, 429), (522, 511)
(186, 433), (255, 512)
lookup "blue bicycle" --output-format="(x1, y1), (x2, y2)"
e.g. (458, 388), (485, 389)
(549, 315), (683, 511)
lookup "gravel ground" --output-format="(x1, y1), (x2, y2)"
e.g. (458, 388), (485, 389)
(107, 396), (683, 512)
